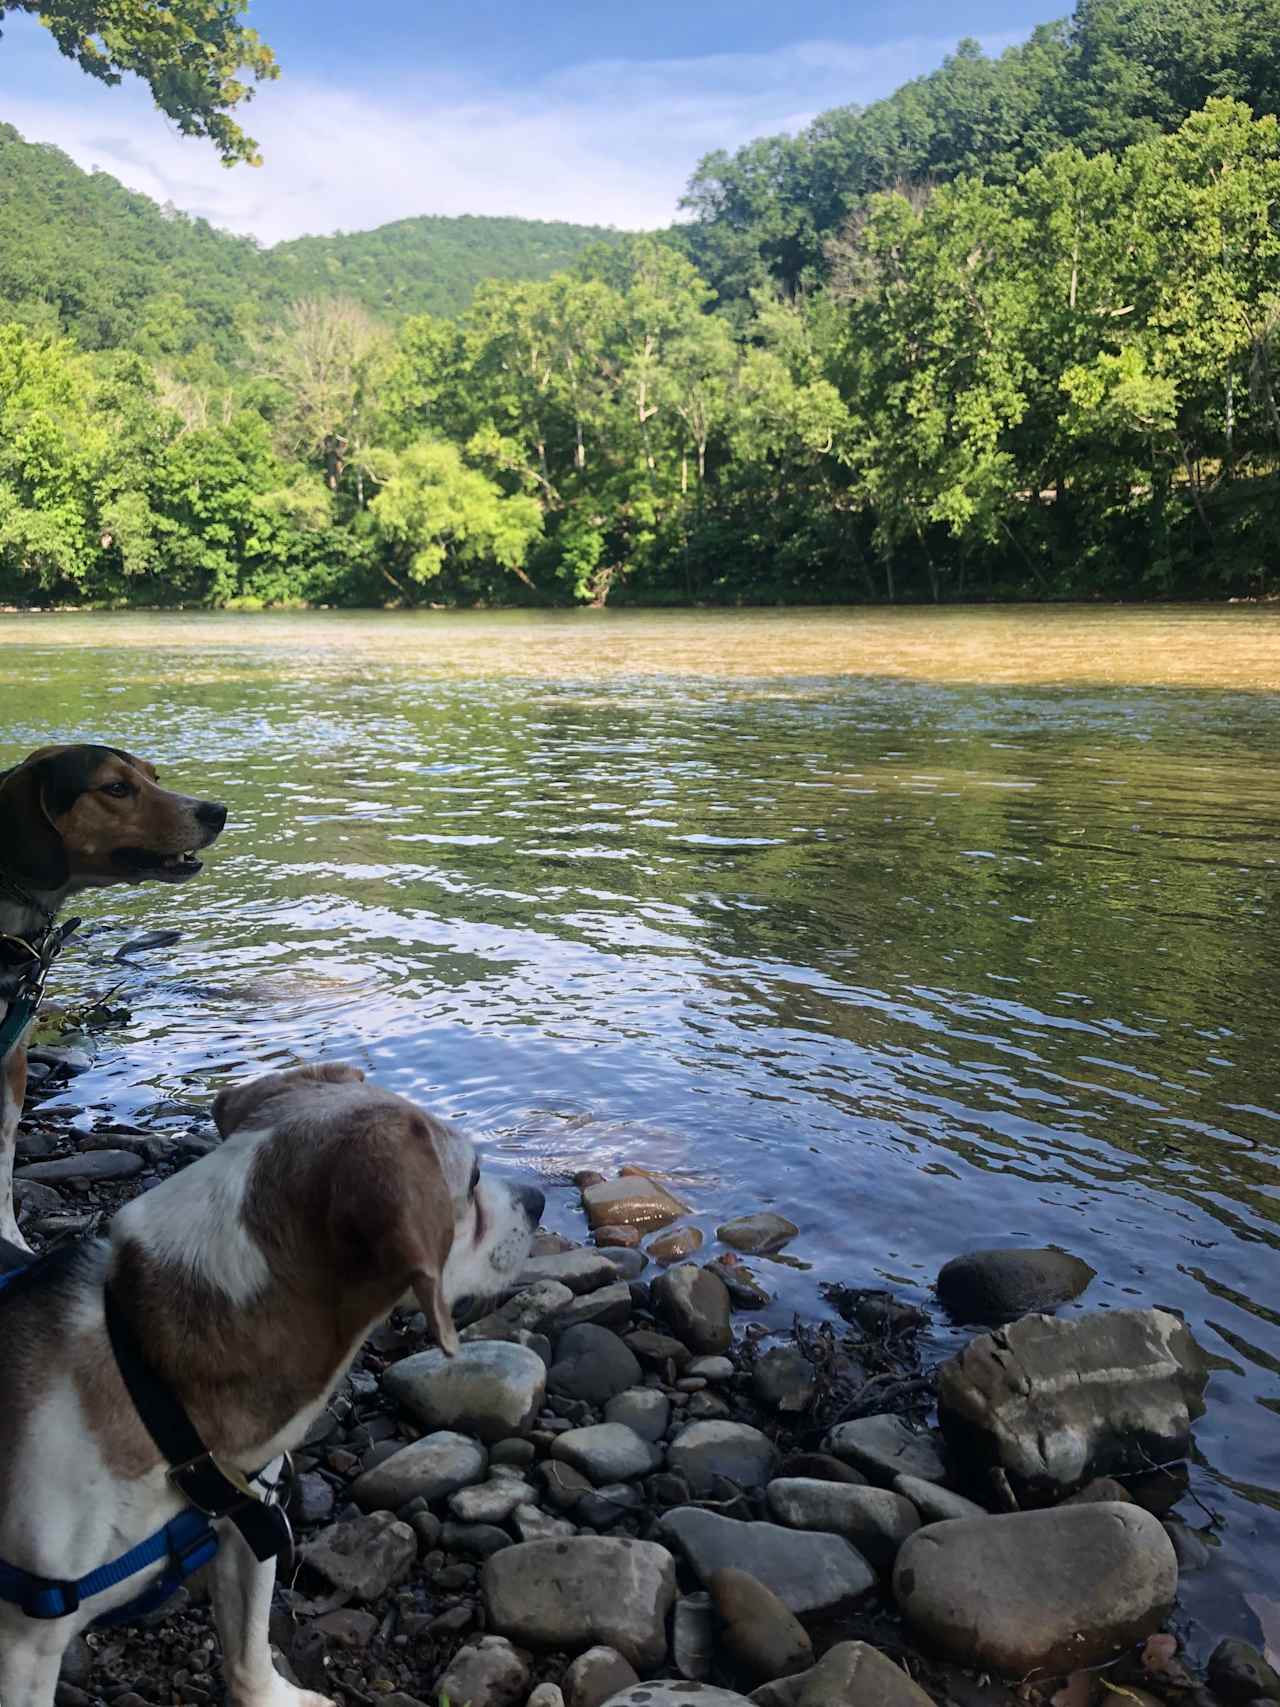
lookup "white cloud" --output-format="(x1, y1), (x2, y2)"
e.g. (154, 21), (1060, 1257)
(0, 16), (1018, 243)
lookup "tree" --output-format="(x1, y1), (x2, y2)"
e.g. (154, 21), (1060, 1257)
(263, 297), (386, 496)
(0, 1), (277, 165)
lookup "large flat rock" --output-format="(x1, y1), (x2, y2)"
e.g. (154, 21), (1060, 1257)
(660, 1507), (875, 1615)
(384, 1341), (546, 1443)
(894, 1503), (1177, 1675)
(937, 1307), (1208, 1501)
(483, 1537), (677, 1669)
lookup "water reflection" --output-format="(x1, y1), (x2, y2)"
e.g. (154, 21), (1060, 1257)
(2, 605), (1278, 1628)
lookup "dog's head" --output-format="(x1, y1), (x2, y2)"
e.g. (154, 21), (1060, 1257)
(212, 1064), (544, 1353)
(0, 743), (227, 893)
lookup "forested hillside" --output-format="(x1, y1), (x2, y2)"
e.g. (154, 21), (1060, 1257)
(2, 0), (1279, 610)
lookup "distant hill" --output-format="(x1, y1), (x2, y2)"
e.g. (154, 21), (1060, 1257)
(269, 215), (624, 321)
(0, 122), (623, 364)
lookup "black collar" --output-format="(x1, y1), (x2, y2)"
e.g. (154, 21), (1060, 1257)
(102, 1283), (293, 1569)
(0, 870), (56, 932)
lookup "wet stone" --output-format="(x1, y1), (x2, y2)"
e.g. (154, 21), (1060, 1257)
(582, 1176), (689, 1233)
(717, 1214), (799, 1256)
(648, 1225), (705, 1264)
(753, 1346), (816, 1414)
(653, 1263), (732, 1355)
(936, 1247), (1096, 1323)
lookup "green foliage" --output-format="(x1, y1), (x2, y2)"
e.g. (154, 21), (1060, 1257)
(0, 0), (277, 165)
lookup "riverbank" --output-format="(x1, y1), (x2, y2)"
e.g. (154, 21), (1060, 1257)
(15, 1047), (1275, 1707)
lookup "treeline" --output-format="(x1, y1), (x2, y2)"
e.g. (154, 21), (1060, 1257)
(2, 0), (1280, 607)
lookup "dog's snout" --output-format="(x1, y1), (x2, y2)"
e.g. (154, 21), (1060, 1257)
(196, 800), (228, 834)
(513, 1183), (545, 1227)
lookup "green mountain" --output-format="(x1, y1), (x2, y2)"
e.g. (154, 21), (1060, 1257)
(0, 122), (621, 364)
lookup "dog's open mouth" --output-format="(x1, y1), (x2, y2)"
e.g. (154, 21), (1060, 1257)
(111, 848), (205, 882)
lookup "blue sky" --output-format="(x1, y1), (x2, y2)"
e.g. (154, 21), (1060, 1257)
(0, 0), (1042, 244)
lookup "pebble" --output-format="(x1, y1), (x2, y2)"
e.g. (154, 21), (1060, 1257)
(514, 1504), (577, 1541)
(653, 1263), (732, 1355)
(668, 1421), (776, 1495)
(552, 1422), (664, 1485)
(894, 1502), (1178, 1675)
(599, 1247), (649, 1280)
(540, 1459), (594, 1511)
(625, 1328), (691, 1369)
(752, 1347), (816, 1414)
(13, 1179), (66, 1216)
(766, 1479), (919, 1571)
(437, 1636), (529, 1707)
(384, 1342), (546, 1443)
(704, 1260), (772, 1310)
(529, 1687), (566, 1707)
(716, 1214), (799, 1255)
(648, 1225), (705, 1263)
(605, 1387), (671, 1443)
(351, 1432), (487, 1511)
(289, 1471), (336, 1527)
(824, 1415), (949, 1486)
(464, 1281), (575, 1340)
(448, 1479), (536, 1524)
(491, 1438), (537, 1469)
(482, 1537), (678, 1668)
(16, 1149), (143, 1183)
(710, 1566), (813, 1687)
(549, 1324), (643, 1405)
(688, 1356), (734, 1381)
(440, 1521), (514, 1559)
(563, 1647), (640, 1707)
(595, 1224), (642, 1248)
(302, 1511), (417, 1601)
(673, 1591), (715, 1681)
(660, 1507), (875, 1615)
(936, 1247), (1096, 1322)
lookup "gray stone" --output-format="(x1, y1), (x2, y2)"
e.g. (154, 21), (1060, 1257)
(441, 1521), (514, 1559)
(563, 1648), (639, 1707)
(937, 1247), (1096, 1323)
(749, 1642), (936, 1707)
(711, 1567), (813, 1688)
(449, 1479), (536, 1524)
(705, 1261), (773, 1311)
(351, 1432), (487, 1510)
(552, 1423), (664, 1484)
(437, 1637), (530, 1707)
(599, 1247), (649, 1280)
(624, 1328), (692, 1369)
(577, 1483), (646, 1531)
(483, 1537), (678, 1668)
(514, 1504), (578, 1542)
(519, 1250), (625, 1295)
(541, 1459), (593, 1511)
(668, 1421), (775, 1494)
(892, 1475), (987, 1523)
(582, 1176), (688, 1232)
(777, 1454), (867, 1487)
(825, 1416), (948, 1486)
(766, 1480), (919, 1572)
(529, 1687), (566, 1707)
(601, 1691), (752, 1707)
(27, 1045), (93, 1075)
(464, 1281), (575, 1341)
(936, 1308), (1210, 1502)
(605, 1388), (671, 1443)
(384, 1342), (546, 1443)
(290, 1471), (337, 1527)
(717, 1214), (799, 1256)
(654, 1264), (732, 1355)
(673, 1592), (716, 1681)
(549, 1325), (642, 1406)
(1208, 1640), (1280, 1703)
(492, 1438), (537, 1469)
(16, 1149), (142, 1183)
(689, 1356), (735, 1381)
(12, 1179), (64, 1216)
(557, 1281), (634, 1330)
(893, 1503), (1178, 1675)
(303, 1511), (417, 1600)
(753, 1347), (816, 1414)
(660, 1508), (875, 1615)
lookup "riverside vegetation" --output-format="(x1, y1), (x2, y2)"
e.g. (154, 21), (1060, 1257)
(5, 0), (1280, 608)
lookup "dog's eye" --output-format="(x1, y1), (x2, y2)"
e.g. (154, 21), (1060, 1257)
(101, 780), (134, 799)
(469, 1162), (481, 1198)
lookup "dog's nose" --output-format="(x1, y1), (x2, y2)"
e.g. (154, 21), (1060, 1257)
(513, 1183), (545, 1227)
(196, 800), (228, 833)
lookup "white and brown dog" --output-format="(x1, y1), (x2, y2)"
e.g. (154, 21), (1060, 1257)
(0, 742), (227, 1250)
(0, 1063), (543, 1707)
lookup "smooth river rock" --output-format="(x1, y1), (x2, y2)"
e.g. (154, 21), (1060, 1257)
(936, 1307), (1209, 1501)
(437, 1638), (529, 1707)
(824, 1415), (949, 1486)
(668, 1421), (776, 1493)
(660, 1507), (875, 1615)
(352, 1431), (487, 1510)
(936, 1247), (1096, 1322)
(653, 1263), (732, 1355)
(749, 1641), (937, 1707)
(549, 1324), (643, 1406)
(384, 1341), (546, 1443)
(716, 1213), (799, 1255)
(766, 1479), (919, 1571)
(518, 1249), (623, 1295)
(551, 1422), (664, 1484)
(483, 1537), (677, 1668)
(893, 1503), (1178, 1675)
(710, 1567), (813, 1687)
(582, 1176), (688, 1233)
(602, 1689), (754, 1707)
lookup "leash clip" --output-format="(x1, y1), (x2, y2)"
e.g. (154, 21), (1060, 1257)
(168, 1451), (259, 1517)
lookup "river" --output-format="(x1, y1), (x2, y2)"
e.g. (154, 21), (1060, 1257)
(2, 605), (1278, 1638)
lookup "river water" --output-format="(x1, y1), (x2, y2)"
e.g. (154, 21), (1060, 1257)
(2, 606), (1278, 1640)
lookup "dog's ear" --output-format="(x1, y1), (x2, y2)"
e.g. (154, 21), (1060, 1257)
(0, 755), (68, 889)
(105, 747), (158, 783)
(214, 1062), (365, 1137)
(328, 1119), (459, 1355)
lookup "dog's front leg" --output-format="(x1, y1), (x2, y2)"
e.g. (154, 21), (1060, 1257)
(0, 1034), (32, 1251)
(211, 1517), (334, 1707)
(0, 1608), (72, 1707)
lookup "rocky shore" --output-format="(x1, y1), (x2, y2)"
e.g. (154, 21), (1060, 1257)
(12, 1044), (1278, 1707)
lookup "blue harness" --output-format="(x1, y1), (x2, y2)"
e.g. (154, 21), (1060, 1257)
(0, 1258), (287, 1627)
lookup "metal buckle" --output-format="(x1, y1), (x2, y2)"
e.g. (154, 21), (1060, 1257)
(167, 1451), (259, 1517)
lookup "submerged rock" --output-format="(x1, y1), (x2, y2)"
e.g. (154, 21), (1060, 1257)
(582, 1176), (688, 1233)
(936, 1307), (1209, 1502)
(717, 1213), (799, 1256)
(893, 1503), (1177, 1675)
(936, 1247), (1096, 1323)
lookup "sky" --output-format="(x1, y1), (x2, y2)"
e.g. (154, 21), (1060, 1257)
(0, 0), (1042, 246)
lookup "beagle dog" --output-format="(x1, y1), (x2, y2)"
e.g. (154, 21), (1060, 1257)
(0, 1063), (543, 1707)
(0, 743), (227, 1249)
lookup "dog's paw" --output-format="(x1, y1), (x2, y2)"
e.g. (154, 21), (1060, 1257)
(232, 1679), (335, 1707)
